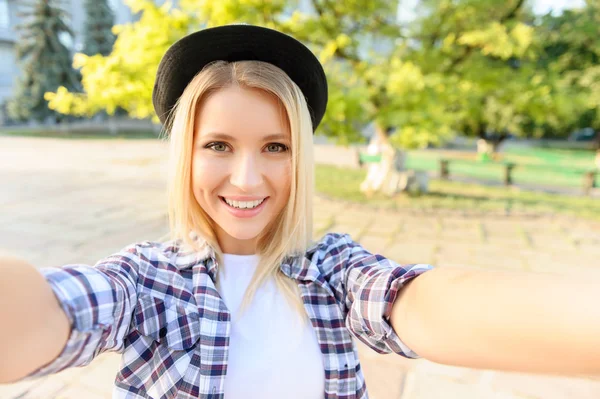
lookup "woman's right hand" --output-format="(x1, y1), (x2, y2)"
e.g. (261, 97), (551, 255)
(0, 253), (70, 383)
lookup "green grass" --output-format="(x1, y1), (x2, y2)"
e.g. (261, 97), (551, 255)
(505, 146), (594, 166)
(315, 164), (600, 221)
(405, 147), (599, 188)
(0, 129), (160, 140)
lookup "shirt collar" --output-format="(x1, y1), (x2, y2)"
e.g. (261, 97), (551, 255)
(173, 231), (218, 279)
(173, 231), (322, 283)
(279, 253), (321, 282)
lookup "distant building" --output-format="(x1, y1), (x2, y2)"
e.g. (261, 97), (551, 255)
(0, 0), (18, 114)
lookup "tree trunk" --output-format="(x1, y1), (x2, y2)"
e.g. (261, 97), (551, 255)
(594, 131), (600, 170)
(477, 129), (508, 160)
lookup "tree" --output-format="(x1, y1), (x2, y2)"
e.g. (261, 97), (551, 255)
(44, 0), (596, 155)
(537, 0), (600, 153)
(50, 0), (600, 193)
(410, 0), (586, 156)
(45, 0), (562, 193)
(47, 1), (553, 145)
(7, 0), (81, 123)
(190, 0), (589, 163)
(182, 0), (461, 148)
(82, 0), (116, 56)
(45, 0), (191, 119)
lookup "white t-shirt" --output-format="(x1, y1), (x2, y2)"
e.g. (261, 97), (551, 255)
(215, 254), (325, 399)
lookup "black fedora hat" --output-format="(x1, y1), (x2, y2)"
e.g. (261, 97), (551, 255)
(152, 24), (328, 132)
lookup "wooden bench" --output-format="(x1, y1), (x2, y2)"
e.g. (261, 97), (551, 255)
(439, 158), (598, 195)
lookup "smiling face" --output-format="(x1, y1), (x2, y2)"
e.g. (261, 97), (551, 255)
(191, 85), (292, 255)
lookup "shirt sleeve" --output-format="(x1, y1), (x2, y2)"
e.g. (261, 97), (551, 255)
(321, 233), (434, 358)
(22, 244), (140, 380)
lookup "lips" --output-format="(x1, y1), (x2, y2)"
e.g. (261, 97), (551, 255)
(219, 196), (269, 218)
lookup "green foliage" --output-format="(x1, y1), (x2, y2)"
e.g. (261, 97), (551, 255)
(44, 0), (598, 148)
(7, 0), (81, 123)
(537, 0), (600, 132)
(45, 0), (191, 119)
(410, 0), (583, 142)
(82, 0), (117, 56)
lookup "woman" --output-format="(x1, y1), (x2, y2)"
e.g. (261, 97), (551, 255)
(0, 24), (598, 399)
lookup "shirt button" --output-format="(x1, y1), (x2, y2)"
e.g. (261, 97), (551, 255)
(159, 327), (168, 338)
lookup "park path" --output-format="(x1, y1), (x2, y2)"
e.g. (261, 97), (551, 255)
(1, 136), (599, 398)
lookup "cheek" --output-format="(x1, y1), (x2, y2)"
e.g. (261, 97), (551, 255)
(272, 161), (292, 197)
(192, 157), (224, 197)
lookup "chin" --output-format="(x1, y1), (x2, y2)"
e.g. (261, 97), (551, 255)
(222, 224), (265, 241)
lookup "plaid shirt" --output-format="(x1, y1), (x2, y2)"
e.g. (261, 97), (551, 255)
(26, 232), (433, 398)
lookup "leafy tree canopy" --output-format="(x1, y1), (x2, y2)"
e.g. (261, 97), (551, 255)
(45, 0), (597, 148)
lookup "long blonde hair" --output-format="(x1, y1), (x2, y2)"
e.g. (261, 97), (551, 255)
(159, 60), (314, 318)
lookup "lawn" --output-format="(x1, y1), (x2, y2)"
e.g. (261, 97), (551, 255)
(405, 147), (599, 188)
(315, 164), (600, 221)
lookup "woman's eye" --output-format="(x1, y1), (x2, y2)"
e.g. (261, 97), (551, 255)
(207, 142), (228, 152)
(266, 143), (288, 153)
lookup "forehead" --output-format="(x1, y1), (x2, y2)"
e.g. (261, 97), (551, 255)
(194, 86), (290, 140)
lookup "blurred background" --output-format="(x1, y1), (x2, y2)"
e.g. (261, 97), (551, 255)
(0, 0), (599, 398)
(0, 0), (599, 207)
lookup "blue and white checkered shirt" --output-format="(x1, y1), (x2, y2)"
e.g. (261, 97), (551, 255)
(26, 233), (433, 398)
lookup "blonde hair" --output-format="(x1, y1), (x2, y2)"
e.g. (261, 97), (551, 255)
(158, 60), (314, 319)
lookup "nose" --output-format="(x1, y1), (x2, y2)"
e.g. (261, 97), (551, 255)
(229, 152), (264, 191)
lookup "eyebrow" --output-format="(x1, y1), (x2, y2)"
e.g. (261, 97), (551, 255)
(200, 132), (289, 142)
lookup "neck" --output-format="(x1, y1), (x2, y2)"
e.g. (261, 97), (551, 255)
(216, 229), (258, 255)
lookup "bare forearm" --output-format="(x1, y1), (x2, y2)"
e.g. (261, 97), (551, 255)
(0, 255), (70, 383)
(391, 267), (600, 376)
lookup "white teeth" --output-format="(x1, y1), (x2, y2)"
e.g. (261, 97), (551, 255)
(224, 198), (265, 209)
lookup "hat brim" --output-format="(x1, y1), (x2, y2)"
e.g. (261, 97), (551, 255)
(152, 24), (328, 132)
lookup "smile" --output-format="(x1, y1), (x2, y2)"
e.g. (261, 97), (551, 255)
(219, 196), (269, 218)
(222, 197), (266, 209)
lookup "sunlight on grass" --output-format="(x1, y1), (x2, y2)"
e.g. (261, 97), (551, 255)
(315, 164), (600, 220)
(405, 148), (599, 188)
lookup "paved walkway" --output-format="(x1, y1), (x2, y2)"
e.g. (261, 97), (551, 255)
(1, 136), (599, 398)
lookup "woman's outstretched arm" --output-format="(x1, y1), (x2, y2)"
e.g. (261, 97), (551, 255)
(0, 254), (71, 383)
(0, 244), (140, 384)
(390, 266), (600, 376)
